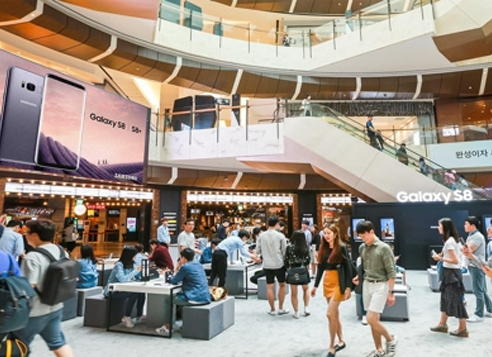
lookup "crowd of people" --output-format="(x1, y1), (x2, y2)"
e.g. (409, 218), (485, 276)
(3, 212), (492, 357)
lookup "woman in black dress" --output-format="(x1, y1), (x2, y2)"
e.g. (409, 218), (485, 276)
(284, 230), (311, 319)
(430, 218), (468, 337)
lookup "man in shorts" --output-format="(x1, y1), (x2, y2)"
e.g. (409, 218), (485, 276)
(354, 220), (397, 357)
(256, 215), (288, 316)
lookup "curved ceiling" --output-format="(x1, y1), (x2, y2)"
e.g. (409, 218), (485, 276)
(211, 0), (381, 15)
(1, 0), (492, 100)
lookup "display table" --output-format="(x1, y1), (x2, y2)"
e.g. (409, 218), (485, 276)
(108, 280), (181, 338)
(203, 262), (262, 299)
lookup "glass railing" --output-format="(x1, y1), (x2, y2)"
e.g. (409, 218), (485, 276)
(286, 102), (491, 200)
(157, 0), (438, 57)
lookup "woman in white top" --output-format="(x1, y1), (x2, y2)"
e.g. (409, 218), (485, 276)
(431, 218), (469, 337)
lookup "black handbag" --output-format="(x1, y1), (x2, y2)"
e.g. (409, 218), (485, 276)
(286, 266), (310, 285)
(0, 255), (36, 333)
(0, 334), (29, 357)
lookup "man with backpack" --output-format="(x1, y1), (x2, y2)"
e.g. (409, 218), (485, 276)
(13, 220), (75, 357)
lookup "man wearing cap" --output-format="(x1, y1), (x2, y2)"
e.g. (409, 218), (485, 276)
(157, 217), (171, 247)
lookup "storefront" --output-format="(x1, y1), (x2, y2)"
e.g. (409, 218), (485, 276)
(317, 194), (357, 245)
(185, 191), (295, 239)
(3, 178), (154, 244)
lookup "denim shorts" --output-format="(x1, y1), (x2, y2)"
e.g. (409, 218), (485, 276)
(13, 309), (67, 351)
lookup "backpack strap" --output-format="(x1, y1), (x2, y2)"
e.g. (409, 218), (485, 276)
(35, 247), (57, 263)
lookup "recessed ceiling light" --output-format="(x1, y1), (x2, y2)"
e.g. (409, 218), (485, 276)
(469, 86), (472, 89)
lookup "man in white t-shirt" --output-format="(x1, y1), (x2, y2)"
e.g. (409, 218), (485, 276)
(13, 220), (74, 357)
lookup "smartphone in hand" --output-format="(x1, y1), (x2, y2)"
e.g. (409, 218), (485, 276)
(431, 249), (437, 256)
(460, 237), (468, 247)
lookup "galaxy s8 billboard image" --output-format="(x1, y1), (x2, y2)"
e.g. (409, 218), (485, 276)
(0, 50), (150, 184)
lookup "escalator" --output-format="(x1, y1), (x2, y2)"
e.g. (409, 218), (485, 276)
(239, 112), (490, 202)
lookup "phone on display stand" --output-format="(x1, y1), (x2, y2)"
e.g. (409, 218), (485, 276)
(0, 67), (44, 164)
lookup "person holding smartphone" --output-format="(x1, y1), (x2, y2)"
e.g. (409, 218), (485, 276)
(430, 218), (468, 337)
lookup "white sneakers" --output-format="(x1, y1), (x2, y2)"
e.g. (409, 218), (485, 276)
(304, 307), (311, 316)
(155, 325), (172, 335)
(484, 311), (492, 318)
(361, 316), (368, 325)
(121, 316), (134, 328)
(385, 335), (398, 357)
(467, 314), (484, 323)
(278, 309), (289, 315)
(293, 311), (300, 319)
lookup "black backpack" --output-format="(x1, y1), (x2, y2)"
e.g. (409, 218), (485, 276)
(35, 246), (80, 306)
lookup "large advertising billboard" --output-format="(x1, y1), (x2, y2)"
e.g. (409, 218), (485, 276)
(0, 50), (150, 184)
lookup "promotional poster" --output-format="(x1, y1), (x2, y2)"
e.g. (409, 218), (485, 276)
(0, 50), (150, 184)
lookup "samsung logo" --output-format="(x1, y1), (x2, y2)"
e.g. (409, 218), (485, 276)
(20, 100), (37, 107)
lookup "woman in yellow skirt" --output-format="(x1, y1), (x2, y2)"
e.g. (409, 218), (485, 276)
(311, 224), (353, 357)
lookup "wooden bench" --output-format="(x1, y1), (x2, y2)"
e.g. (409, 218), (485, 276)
(181, 296), (235, 340)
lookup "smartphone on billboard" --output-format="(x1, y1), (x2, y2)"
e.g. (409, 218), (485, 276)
(35, 74), (85, 170)
(0, 66), (44, 164)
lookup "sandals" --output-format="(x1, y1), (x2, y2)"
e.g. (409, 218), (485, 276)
(430, 324), (448, 333)
(335, 342), (346, 352)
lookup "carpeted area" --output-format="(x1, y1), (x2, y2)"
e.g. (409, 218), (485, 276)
(30, 271), (490, 357)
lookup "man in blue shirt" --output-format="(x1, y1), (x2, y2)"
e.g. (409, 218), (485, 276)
(157, 217), (171, 247)
(209, 230), (260, 287)
(156, 248), (210, 335)
(301, 220), (312, 246)
(0, 220), (25, 260)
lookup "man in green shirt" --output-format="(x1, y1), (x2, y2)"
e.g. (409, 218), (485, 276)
(354, 220), (397, 357)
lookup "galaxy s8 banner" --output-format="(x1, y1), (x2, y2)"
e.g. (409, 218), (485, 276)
(0, 50), (149, 184)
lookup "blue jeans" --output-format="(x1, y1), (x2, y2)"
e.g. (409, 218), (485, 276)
(469, 266), (492, 317)
(13, 309), (66, 352)
(111, 292), (145, 317)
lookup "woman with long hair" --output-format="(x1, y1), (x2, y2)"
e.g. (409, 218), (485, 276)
(431, 218), (468, 337)
(104, 246), (145, 328)
(77, 244), (99, 288)
(311, 224), (352, 357)
(284, 230), (311, 319)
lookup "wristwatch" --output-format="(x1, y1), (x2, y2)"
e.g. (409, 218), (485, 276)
(389, 290), (396, 294)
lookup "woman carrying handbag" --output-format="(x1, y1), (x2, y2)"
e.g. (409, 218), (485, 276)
(311, 224), (353, 357)
(284, 230), (311, 319)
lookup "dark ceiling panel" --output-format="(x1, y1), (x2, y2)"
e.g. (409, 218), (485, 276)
(359, 77), (380, 99)
(439, 72), (463, 98)
(236, 0), (256, 9)
(458, 69), (482, 98)
(254, 0), (275, 11)
(190, 66), (220, 92)
(236, 174), (262, 190)
(419, 74), (442, 99)
(143, 52), (176, 82)
(394, 76), (417, 100)
(1, 5), (67, 40)
(34, 17), (90, 51)
(483, 69), (492, 97)
(236, 72), (261, 96)
(210, 69), (236, 94)
(294, 0), (314, 13)
(94, 39), (138, 70)
(275, 75), (297, 98)
(61, 27), (111, 60)
(169, 59), (201, 88)
(255, 73), (280, 97)
(298, 77), (320, 99)
(352, 0), (378, 12)
(0, 0), (36, 22)
(272, 0), (291, 12)
(119, 47), (158, 77)
(376, 76), (398, 99)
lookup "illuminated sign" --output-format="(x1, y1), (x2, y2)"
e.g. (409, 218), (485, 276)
(86, 204), (106, 210)
(186, 192), (294, 204)
(5, 183), (153, 200)
(396, 190), (473, 205)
